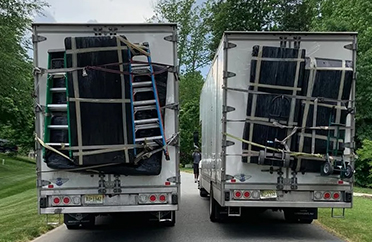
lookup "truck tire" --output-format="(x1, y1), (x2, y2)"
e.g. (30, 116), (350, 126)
(258, 150), (265, 165)
(321, 161), (333, 176)
(342, 165), (353, 179)
(200, 188), (208, 197)
(209, 185), (222, 222)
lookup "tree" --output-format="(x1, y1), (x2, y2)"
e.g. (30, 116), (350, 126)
(0, 0), (46, 152)
(205, 0), (317, 58)
(311, 0), (372, 143)
(273, 0), (318, 31)
(149, 0), (210, 72)
(150, 1), (208, 164)
(356, 139), (372, 187)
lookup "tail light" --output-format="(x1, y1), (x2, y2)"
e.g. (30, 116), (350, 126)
(333, 192), (340, 199)
(159, 194), (166, 202)
(243, 191), (250, 198)
(149, 195), (157, 202)
(313, 191), (342, 201)
(232, 190), (260, 200)
(138, 193), (168, 204)
(53, 197), (61, 205)
(233, 190), (242, 199)
(63, 196), (71, 204)
(51, 195), (81, 206)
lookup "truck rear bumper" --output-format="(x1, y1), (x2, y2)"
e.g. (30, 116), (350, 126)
(224, 200), (352, 208)
(41, 204), (178, 214)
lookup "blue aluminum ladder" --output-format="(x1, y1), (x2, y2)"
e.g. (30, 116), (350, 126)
(127, 43), (169, 160)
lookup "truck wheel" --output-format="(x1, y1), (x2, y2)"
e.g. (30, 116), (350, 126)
(342, 165), (354, 179)
(284, 153), (291, 168)
(209, 186), (221, 222)
(200, 188), (208, 197)
(258, 150), (265, 165)
(321, 161), (333, 176)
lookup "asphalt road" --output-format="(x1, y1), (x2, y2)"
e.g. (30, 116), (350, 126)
(32, 172), (343, 242)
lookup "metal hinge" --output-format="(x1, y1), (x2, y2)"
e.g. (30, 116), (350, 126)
(225, 174), (234, 180)
(32, 34), (47, 43)
(223, 140), (235, 147)
(37, 180), (51, 187)
(223, 71), (236, 79)
(224, 41), (237, 50)
(162, 103), (179, 111)
(167, 132), (179, 146)
(164, 34), (178, 42)
(344, 43), (357, 51)
(168, 66), (179, 74)
(167, 176), (179, 184)
(223, 105), (236, 113)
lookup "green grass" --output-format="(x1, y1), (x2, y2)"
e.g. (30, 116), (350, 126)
(0, 154), (57, 242)
(353, 186), (372, 194)
(318, 197), (372, 242)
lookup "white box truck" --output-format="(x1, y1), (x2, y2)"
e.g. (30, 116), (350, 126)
(199, 31), (356, 223)
(32, 23), (180, 228)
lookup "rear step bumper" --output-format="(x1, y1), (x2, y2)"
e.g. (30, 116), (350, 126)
(224, 200), (352, 208)
(41, 204), (178, 214)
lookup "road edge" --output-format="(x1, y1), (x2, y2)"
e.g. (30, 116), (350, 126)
(29, 225), (64, 242)
(314, 221), (351, 242)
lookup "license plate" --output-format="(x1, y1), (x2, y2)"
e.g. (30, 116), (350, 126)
(260, 190), (277, 199)
(84, 195), (104, 204)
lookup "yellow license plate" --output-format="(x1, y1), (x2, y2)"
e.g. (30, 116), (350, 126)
(84, 195), (104, 204)
(260, 190), (277, 199)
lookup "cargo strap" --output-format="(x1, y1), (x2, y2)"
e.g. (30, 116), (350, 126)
(35, 135), (73, 162)
(224, 132), (323, 158)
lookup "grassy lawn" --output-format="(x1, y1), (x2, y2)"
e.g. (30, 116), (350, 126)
(353, 186), (372, 194)
(318, 197), (372, 242)
(0, 154), (57, 242)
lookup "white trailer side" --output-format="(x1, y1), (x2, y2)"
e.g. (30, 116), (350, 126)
(199, 32), (356, 222)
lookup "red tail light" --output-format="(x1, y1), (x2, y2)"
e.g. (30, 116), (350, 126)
(231, 179), (236, 183)
(324, 192), (331, 199)
(53, 197), (60, 204)
(165, 181), (171, 186)
(333, 192), (340, 199)
(149, 195), (157, 202)
(63, 197), (70, 204)
(159, 195), (166, 202)
(243, 191), (250, 198)
(234, 190), (242, 198)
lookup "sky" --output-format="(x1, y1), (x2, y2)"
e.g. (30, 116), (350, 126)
(34, 0), (157, 23)
(33, 0), (209, 75)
